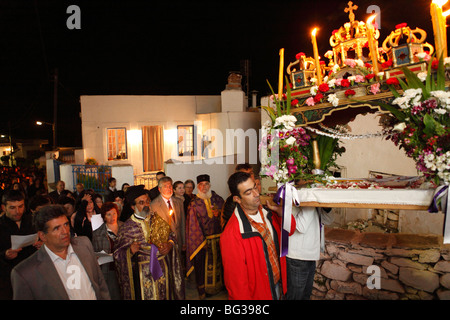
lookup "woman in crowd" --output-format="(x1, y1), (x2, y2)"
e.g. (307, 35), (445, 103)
(74, 190), (101, 240)
(93, 193), (103, 209)
(173, 181), (185, 201)
(57, 195), (78, 237)
(92, 202), (123, 300)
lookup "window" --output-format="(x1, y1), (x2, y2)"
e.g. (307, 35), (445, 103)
(177, 125), (196, 157)
(142, 126), (163, 172)
(107, 128), (127, 160)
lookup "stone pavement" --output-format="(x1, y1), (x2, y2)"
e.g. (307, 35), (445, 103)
(184, 273), (228, 300)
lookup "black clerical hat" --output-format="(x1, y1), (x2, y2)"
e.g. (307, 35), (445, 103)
(125, 185), (147, 203)
(196, 174), (210, 184)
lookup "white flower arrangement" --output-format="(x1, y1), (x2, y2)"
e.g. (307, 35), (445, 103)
(327, 93), (339, 106)
(274, 114), (297, 131)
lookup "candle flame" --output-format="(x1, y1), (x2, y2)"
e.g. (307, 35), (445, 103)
(367, 14), (376, 26)
(443, 9), (450, 17)
(312, 28), (318, 36)
(433, 0), (448, 7)
(169, 209), (173, 216)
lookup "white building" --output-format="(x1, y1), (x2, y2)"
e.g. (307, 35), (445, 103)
(76, 74), (261, 198)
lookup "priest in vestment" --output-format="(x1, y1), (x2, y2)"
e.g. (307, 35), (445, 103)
(113, 185), (184, 300)
(186, 174), (225, 299)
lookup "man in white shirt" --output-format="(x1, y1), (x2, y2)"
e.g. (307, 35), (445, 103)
(286, 206), (334, 300)
(267, 203), (334, 300)
(11, 205), (110, 300)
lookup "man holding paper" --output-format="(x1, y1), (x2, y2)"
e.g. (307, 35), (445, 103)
(0, 190), (40, 299)
(10, 205), (110, 300)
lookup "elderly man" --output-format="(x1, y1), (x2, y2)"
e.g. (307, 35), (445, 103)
(48, 180), (67, 203)
(150, 176), (185, 257)
(113, 185), (184, 300)
(10, 204), (110, 300)
(186, 174), (224, 299)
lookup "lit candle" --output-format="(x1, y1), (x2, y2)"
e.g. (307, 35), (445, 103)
(278, 48), (284, 99)
(311, 28), (323, 85)
(430, 0), (448, 59)
(366, 14), (380, 74)
(169, 209), (173, 226)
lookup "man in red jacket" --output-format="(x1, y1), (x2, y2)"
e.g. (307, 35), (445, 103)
(220, 172), (295, 300)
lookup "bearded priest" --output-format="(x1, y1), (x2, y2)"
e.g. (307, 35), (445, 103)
(185, 174), (225, 299)
(113, 185), (184, 300)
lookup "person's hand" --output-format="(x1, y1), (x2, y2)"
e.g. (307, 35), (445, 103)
(5, 248), (22, 260)
(265, 200), (283, 217)
(159, 242), (173, 255)
(130, 240), (141, 254)
(82, 193), (91, 202)
(33, 240), (43, 250)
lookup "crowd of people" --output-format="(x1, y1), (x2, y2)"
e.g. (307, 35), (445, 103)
(0, 164), (333, 300)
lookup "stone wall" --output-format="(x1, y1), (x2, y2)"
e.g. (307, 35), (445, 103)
(312, 228), (450, 300)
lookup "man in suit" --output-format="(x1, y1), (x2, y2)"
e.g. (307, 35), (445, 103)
(151, 176), (185, 255)
(148, 171), (165, 200)
(48, 180), (67, 203)
(11, 204), (110, 300)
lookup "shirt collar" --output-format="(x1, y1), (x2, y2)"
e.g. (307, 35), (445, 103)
(44, 243), (74, 262)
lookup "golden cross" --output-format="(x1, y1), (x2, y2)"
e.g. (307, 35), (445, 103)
(344, 1), (358, 23)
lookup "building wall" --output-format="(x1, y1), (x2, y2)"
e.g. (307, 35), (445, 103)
(80, 95), (222, 175)
(336, 113), (417, 178)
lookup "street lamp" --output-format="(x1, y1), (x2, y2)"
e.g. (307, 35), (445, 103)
(36, 121), (56, 149)
(0, 133), (14, 166)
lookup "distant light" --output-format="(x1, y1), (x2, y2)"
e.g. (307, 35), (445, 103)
(127, 129), (142, 146)
(36, 121), (43, 125)
(0, 135), (5, 138)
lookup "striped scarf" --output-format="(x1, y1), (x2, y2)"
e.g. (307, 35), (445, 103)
(244, 207), (280, 285)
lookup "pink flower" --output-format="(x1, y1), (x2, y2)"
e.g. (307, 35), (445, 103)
(355, 75), (365, 83)
(344, 59), (356, 68)
(288, 165), (298, 174)
(306, 97), (315, 106)
(286, 158), (295, 166)
(370, 83), (380, 95)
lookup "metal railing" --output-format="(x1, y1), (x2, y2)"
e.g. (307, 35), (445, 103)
(72, 165), (112, 194)
(134, 172), (158, 190)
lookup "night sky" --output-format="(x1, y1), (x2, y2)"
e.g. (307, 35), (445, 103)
(0, 0), (442, 148)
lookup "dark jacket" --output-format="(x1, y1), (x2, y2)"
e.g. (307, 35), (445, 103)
(11, 236), (111, 300)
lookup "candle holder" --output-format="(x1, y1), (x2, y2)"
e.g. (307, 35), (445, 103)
(382, 24), (434, 68)
(287, 55), (317, 89)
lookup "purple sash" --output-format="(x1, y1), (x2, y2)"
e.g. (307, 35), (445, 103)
(428, 185), (449, 244)
(273, 182), (300, 257)
(149, 244), (163, 280)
